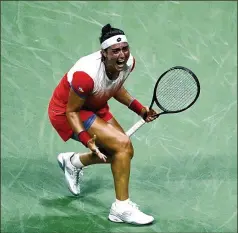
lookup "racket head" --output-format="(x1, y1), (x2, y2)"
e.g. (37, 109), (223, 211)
(150, 66), (200, 115)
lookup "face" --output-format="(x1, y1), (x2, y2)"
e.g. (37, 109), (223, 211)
(102, 42), (130, 72)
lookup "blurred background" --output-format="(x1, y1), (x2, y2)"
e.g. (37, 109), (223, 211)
(1, 1), (237, 232)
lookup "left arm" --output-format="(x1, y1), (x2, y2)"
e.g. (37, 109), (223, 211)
(114, 86), (153, 120)
(114, 86), (158, 122)
(113, 86), (134, 107)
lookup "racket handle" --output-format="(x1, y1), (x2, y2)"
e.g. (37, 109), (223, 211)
(126, 119), (146, 137)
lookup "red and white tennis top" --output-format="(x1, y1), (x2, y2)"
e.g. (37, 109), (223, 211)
(49, 50), (135, 113)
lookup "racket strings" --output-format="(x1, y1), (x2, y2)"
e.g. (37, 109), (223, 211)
(156, 69), (198, 112)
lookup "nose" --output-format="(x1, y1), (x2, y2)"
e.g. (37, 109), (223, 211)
(118, 50), (125, 59)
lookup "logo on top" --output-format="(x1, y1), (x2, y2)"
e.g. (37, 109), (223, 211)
(78, 87), (84, 92)
(117, 37), (121, 42)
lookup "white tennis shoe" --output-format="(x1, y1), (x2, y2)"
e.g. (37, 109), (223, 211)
(57, 152), (83, 196)
(108, 200), (154, 225)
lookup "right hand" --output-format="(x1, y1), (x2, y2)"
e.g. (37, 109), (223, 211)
(141, 106), (159, 122)
(87, 135), (107, 162)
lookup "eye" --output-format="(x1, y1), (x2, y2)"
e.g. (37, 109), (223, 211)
(112, 49), (120, 54)
(122, 46), (129, 52)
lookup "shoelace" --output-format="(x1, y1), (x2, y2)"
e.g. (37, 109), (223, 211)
(77, 169), (83, 183)
(128, 201), (139, 210)
(126, 201), (148, 216)
(73, 168), (83, 186)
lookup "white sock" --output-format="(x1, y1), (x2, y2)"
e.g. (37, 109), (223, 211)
(70, 153), (85, 169)
(116, 198), (130, 206)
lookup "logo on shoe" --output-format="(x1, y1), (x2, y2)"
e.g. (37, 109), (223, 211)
(122, 211), (132, 218)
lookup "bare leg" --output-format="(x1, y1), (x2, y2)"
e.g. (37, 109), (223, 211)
(74, 150), (112, 166)
(108, 117), (132, 200)
(81, 116), (133, 201)
(75, 117), (126, 166)
(110, 150), (132, 200)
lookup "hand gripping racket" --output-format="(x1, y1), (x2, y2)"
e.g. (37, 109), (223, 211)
(126, 66), (200, 137)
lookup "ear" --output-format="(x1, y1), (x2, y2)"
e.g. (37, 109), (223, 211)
(101, 49), (107, 58)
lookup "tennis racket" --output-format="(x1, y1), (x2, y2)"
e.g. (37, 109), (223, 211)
(126, 66), (200, 137)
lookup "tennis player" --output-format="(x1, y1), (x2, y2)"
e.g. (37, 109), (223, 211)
(48, 23), (157, 225)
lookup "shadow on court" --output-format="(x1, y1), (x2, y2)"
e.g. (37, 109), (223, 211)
(2, 153), (236, 233)
(4, 211), (218, 233)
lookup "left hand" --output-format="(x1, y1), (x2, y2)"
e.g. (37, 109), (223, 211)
(140, 107), (158, 122)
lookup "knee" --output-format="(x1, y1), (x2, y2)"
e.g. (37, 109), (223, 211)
(116, 134), (134, 158)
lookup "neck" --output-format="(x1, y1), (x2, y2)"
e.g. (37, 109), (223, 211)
(104, 62), (120, 80)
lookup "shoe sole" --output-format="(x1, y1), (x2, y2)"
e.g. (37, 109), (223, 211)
(57, 153), (80, 196)
(108, 214), (154, 225)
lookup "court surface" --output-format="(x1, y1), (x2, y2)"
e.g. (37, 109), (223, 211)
(1, 1), (237, 232)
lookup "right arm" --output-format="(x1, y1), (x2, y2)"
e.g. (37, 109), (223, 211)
(66, 71), (93, 137)
(66, 71), (107, 161)
(66, 88), (86, 135)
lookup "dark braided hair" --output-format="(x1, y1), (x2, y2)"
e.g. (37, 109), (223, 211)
(99, 24), (125, 45)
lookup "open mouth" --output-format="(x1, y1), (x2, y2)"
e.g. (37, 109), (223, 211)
(116, 60), (125, 67)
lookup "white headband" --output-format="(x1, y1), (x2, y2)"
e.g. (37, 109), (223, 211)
(101, 35), (128, 49)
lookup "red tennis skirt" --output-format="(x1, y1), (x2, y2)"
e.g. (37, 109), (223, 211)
(48, 104), (113, 142)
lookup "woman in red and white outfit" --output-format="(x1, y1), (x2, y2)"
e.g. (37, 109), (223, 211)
(48, 23), (157, 225)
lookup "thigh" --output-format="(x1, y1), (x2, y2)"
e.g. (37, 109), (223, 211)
(107, 117), (125, 134)
(96, 103), (125, 134)
(71, 109), (125, 142)
(87, 116), (128, 154)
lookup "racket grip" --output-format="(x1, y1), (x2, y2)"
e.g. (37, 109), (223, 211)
(126, 119), (146, 137)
